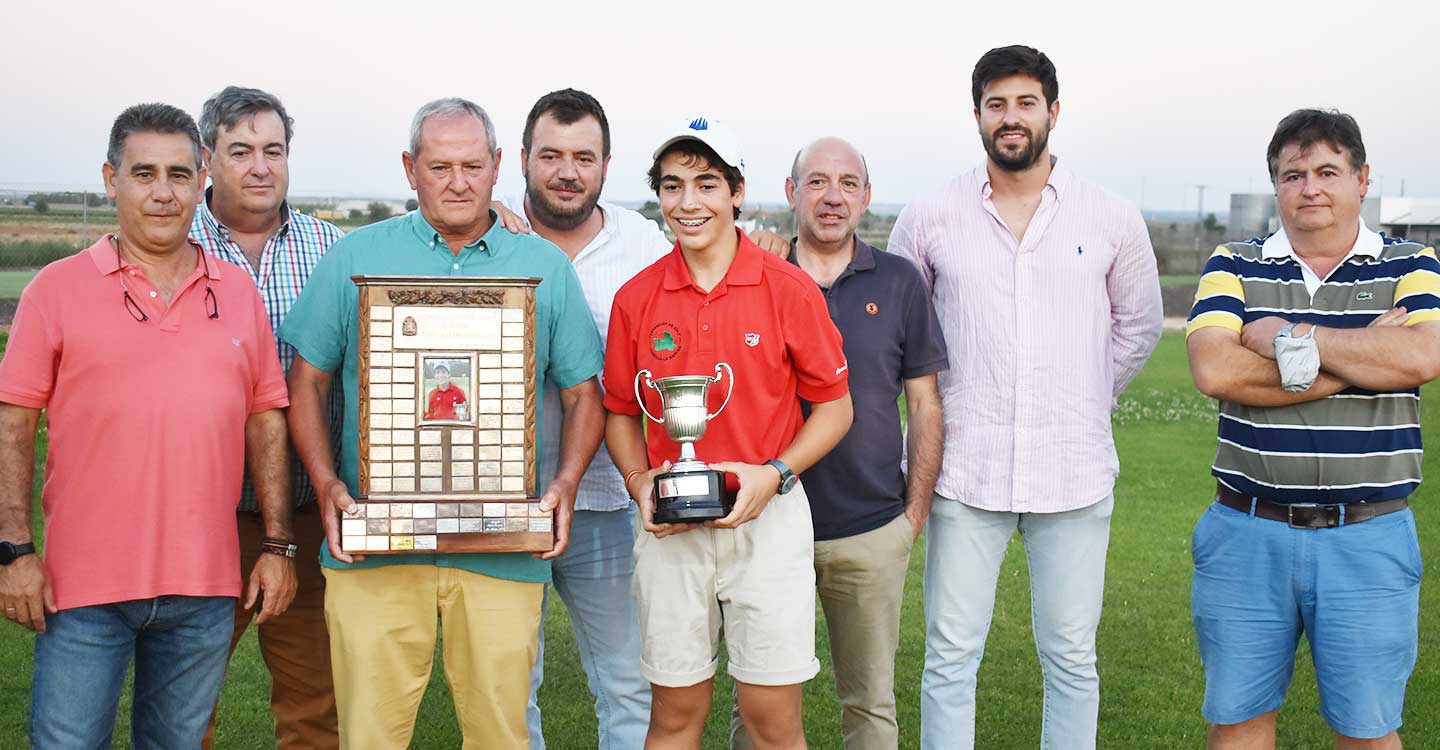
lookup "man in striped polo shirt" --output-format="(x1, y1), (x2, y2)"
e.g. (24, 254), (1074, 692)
(1187, 109), (1440, 749)
(189, 86), (345, 749)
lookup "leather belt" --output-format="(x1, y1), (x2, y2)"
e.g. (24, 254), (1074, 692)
(1216, 485), (1408, 529)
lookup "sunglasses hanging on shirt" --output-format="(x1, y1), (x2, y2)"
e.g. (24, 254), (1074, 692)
(115, 237), (220, 322)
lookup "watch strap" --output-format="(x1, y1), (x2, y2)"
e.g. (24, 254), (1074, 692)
(0, 541), (36, 565)
(765, 459), (797, 494)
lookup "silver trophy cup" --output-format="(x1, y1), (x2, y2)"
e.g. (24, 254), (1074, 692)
(635, 362), (734, 523)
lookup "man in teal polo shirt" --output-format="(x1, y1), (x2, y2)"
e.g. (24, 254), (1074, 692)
(283, 98), (605, 749)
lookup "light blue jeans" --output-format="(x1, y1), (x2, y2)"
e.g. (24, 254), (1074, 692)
(30, 595), (235, 749)
(527, 506), (651, 749)
(921, 494), (1113, 750)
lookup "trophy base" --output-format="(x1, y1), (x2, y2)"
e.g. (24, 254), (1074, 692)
(652, 467), (732, 524)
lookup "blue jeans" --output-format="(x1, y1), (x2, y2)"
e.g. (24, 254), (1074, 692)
(921, 494), (1113, 750)
(527, 506), (651, 750)
(31, 595), (235, 749)
(1192, 501), (1420, 738)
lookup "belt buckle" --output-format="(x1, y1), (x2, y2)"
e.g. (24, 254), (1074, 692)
(1286, 502), (1331, 529)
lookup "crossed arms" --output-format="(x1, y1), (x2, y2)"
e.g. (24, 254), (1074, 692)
(1187, 311), (1440, 407)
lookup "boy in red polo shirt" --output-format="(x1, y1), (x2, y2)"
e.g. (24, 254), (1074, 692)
(603, 117), (853, 748)
(423, 363), (467, 420)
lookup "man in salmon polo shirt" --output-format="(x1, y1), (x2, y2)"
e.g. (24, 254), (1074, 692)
(0, 102), (295, 749)
(604, 116), (854, 750)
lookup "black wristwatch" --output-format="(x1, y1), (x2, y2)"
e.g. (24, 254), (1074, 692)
(765, 459), (798, 495)
(0, 541), (36, 566)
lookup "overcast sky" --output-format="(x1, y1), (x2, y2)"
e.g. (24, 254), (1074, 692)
(2, 0), (1435, 212)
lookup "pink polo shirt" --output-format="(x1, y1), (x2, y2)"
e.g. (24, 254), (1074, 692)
(0, 236), (289, 611)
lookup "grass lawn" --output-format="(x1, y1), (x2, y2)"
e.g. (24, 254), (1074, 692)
(0, 332), (1435, 748)
(0, 271), (37, 299)
(1160, 274), (1202, 287)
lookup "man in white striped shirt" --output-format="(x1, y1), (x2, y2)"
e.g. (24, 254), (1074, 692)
(888, 45), (1162, 750)
(501, 89), (670, 750)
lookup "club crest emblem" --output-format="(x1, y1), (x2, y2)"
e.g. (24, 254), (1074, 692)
(744, 333), (760, 347)
(649, 322), (681, 360)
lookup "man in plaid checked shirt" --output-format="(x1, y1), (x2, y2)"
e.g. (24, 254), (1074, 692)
(189, 86), (345, 750)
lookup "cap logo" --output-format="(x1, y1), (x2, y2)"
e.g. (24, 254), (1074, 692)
(688, 117), (709, 131)
(866, 302), (879, 315)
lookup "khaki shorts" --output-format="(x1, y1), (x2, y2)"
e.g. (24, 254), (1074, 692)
(632, 482), (820, 687)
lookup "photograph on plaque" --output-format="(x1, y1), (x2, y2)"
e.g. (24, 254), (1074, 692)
(420, 354), (474, 425)
(344, 276), (551, 556)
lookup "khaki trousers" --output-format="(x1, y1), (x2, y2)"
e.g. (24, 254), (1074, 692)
(323, 564), (543, 750)
(731, 512), (914, 749)
(205, 506), (337, 750)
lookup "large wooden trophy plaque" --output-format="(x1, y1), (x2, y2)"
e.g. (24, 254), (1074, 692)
(340, 276), (552, 555)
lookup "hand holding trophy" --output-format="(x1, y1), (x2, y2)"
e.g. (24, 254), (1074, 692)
(634, 362), (735, 524)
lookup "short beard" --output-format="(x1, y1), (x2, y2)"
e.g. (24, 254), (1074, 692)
(982, 124), (1050, 172)
(525, 180), (602, 231)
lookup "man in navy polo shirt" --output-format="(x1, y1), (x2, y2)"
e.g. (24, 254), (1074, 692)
(731, 136), (947, 750)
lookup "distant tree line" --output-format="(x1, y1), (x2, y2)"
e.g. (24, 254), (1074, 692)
(26, 192), (109, 210)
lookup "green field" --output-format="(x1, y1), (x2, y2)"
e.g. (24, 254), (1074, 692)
(0, 333), (1435, 748)
(0, 272), (36, 299)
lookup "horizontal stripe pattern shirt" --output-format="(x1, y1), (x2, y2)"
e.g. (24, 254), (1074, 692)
(888, 159), (1163, 513)
(1186, 222), (1440, 503)
(191, 196), (345, 511)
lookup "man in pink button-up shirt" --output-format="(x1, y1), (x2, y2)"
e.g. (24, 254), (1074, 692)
(889, 45), (1162, 750)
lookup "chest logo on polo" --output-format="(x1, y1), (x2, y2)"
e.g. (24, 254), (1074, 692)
(1357, 291), (1374, 300)
(744, 333), (760, 347)
(231, 337), (241, 347)
(649, 322), (681, 360)
(866, 302), (879, 315)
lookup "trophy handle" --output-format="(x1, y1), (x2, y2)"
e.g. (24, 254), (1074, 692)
(707, 362), (734, 421)
(634, 369), (664, 424)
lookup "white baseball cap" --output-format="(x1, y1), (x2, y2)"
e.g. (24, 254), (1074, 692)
(652, 116), (745, 174)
